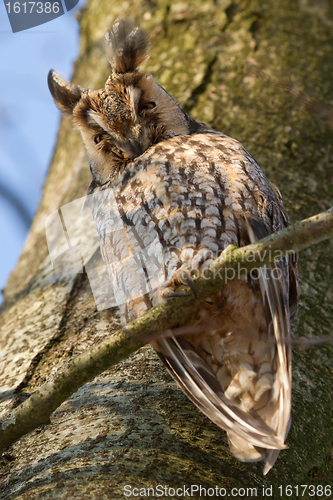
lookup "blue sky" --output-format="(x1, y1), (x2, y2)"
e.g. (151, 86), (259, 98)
(0, 2), (82, 300)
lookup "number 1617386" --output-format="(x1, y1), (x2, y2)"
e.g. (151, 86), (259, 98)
(5, 2), (60, 14)
(278, 485), (332, 497)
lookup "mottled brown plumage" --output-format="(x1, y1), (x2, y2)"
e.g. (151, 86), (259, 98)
(48, 19), (299, 474)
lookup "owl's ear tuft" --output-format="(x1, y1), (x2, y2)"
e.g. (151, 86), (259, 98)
(105, 19), (151, 74)
(48, 70), (82, 113)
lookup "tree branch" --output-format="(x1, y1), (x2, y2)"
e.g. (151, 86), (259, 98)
(1, 207), (333, 453)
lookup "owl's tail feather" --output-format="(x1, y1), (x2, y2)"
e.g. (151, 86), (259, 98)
(153, 335), (286, 452)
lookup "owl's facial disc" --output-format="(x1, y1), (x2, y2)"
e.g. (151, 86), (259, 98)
(48, 69), (190, 186)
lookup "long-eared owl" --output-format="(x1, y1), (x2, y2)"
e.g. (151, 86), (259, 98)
(48, 19), (299, 474)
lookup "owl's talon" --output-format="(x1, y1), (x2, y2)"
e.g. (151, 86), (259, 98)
(182, 273), (197, 299)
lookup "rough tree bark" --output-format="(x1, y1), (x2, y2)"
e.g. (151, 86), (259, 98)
(1, 0), (333, 498)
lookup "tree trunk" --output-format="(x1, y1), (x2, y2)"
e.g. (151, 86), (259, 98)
(1, 0), (333, 498)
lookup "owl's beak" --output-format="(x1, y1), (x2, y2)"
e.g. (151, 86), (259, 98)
(122, 140), (143, 159)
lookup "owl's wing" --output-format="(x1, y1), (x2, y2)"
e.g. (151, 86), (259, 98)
(245, 218), (292, 474)
(152, 216), (292, 475)
(270, 182), (300, 320)
(152, 335), (287, 449)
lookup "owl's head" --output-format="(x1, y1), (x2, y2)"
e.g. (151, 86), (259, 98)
(48, 19), (192, 189)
